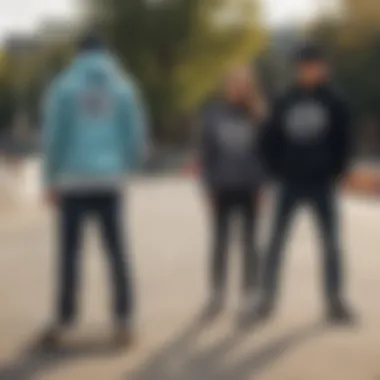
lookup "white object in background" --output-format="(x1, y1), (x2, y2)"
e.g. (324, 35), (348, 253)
(19, 157), (42, 203)
(0, 157), (42, 205)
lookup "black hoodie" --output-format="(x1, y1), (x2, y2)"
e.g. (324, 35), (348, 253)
(260, 84), (351, 184)
(199, 99), (263, 191)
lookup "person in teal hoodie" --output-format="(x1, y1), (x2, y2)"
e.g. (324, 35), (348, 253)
(41, 31), (148, 348)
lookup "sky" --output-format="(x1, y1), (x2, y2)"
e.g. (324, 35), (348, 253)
(0, 0), (330, 43)
(0, 0), (75, 41)
(263, 0), (329, 26)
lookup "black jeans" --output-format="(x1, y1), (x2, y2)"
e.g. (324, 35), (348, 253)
(56, 191), (133, 325)
(262, 183), (343, 304)
(210, 188), (260, 296)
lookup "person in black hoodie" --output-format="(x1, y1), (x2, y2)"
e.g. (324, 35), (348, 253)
(199, 66), (266, 326)
(257, 44), (354, 323)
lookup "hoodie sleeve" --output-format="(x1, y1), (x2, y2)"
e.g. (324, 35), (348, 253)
(197, 107), (217, 185)
(258, 95), (285, 180)
(331, 94), (352, 179)
(120, 84), (149, 172)
(42, 82), (67, 189)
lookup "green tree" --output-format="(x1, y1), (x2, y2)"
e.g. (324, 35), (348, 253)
(0, 53), (17, 133)
(310, 0), (380, 155)
(86, 0), (266, 140)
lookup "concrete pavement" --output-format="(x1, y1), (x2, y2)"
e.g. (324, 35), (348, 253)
(0, 178), (380, 380)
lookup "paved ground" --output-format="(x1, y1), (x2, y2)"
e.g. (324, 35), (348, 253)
(0, 177), (380, 380)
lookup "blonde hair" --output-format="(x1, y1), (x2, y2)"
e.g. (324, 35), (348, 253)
(225, 65), (267, 122)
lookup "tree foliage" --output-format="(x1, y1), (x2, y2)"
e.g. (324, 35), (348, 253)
(0, 0), (265, 142)
(311, 0), (380, 120)
(310, 0), (380, 155)
(86, 0), (266, 138)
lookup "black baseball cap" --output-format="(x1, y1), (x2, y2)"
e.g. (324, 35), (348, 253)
(294, 43), (325, 63)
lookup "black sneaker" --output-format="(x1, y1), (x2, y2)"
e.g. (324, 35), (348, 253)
(254, 296), (275, 322)
(37, 325), (69, 350)
(327, 299), (356, 325)
(114, 320), (135, 349)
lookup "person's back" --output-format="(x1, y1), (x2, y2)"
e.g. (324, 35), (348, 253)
(41, 33), (147, 348)
(44, 41), (146, 192)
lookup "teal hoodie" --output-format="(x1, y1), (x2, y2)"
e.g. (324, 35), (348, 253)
(43, 51), (148, 191)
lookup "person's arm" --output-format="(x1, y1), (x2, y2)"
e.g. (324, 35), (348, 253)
(258, 96), (285, 181)
(42, 83), (66, 201)
(197, 110), (216, 185)
(120, 85), (150, 172)
(332, 95), (352, 180)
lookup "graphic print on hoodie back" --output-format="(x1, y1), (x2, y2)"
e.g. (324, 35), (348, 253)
(43, 51), (147, 190)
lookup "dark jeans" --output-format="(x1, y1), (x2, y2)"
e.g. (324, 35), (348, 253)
(262, 183), (343, 304)
(56, 191), (133, 325)
(210, 188), (260, 297)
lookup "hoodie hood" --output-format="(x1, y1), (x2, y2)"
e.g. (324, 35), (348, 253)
(68, 51), (130, 85)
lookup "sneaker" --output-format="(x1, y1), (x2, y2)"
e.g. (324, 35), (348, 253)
(199, 293), (224, 324)
(37, 324), (70, 350)
(327, 298), (356, 325)
(114, 319), (135, 349)
(254, 296), (275, 322)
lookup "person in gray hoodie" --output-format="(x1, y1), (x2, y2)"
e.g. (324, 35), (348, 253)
(199, 66), (266, 326)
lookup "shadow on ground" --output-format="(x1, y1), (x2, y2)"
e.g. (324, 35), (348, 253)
(0, 334), (124, 380)
(125, 312), (327, 380)
(0, 313), (327, 380)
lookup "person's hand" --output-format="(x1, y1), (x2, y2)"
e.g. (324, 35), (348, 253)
(45, 188), (59, 207)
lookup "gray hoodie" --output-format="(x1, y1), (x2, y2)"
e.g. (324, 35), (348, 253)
(199, 99), (263, 191)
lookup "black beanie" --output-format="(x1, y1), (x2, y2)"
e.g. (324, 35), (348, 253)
(78, 30), (105, 52)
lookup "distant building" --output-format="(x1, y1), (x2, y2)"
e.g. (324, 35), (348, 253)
(36, 18), (79, 44)
(4, 34), (41, 55)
